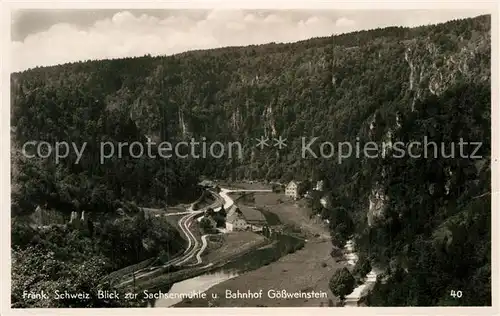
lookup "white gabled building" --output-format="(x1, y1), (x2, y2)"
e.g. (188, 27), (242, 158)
(285, 180), (306, 200)
(225, 206), (248, 232)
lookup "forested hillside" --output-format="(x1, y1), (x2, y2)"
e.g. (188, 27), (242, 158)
(11, 14), (491, 306)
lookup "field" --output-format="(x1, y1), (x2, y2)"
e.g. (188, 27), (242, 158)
(243, 192), (331, 240)
(175, 238), (341, 307)
(217, 181), (273, 190)
(202, 231), (268, 264)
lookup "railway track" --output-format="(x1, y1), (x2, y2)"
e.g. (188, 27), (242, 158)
(115, 191), (223, 287)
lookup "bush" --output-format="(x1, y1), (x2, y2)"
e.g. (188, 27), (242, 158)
(329, 267), (355, 302)
(353, 256), (372, 279)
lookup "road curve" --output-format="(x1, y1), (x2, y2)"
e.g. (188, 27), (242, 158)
(116, 187), (274, 287)
(186, 234), (211, 266)
(159, 190), (223, 267)
(116, 191), (223, 287)
(169, 211), (201, 266)
(176, 188), (272, 266)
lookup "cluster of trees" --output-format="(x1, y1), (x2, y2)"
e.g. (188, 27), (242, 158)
(11, 14), (491, 307)
(199, 207), (227, 233)
(328, 256), (371, 305)
(11, 209), (184, 307)
(329, 267), (356, 305)
(11, 244), (126, 308)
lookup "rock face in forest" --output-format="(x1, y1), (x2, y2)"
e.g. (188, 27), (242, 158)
(367, 185), (389, 227)
(68, 210), (90, 230)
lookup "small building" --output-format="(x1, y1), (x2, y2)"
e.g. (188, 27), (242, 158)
(285, 180), (306, 200)
(198, 179), (216, 189)
(225, 206), (248, 232)
(238, 205), (266, 230)
(69, 210), (91, 231)
(314, 180), (324, 191)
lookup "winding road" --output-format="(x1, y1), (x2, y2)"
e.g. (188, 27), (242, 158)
(116, 191), (222, 287)
(116, 187), (272, 287)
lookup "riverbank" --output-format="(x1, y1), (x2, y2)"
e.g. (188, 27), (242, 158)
(174, 237), (339, 307)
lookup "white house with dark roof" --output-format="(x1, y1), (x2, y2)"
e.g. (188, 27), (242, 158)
(285, 180), (306, 200)
(225, 206), (248, 232)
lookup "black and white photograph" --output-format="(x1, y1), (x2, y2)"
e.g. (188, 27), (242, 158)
(4, 1), (496, 311)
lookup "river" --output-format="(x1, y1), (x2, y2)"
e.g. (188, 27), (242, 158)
(149, 233), (304, 307)
(149, 269), (240, 307)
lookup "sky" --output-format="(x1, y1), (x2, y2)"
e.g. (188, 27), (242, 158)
(11, 9), (489, 72)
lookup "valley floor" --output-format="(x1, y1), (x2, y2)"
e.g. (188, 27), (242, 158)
(175, 191), (345, 307)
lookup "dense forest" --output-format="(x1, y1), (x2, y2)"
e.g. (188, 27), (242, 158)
(11, 14), (491, 306)
(11, 210), (185, 307)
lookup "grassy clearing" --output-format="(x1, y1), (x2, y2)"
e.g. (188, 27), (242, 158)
(249, 192), (330, 240)
(202, 231), (268, 264)
(218, 181), (272, 190)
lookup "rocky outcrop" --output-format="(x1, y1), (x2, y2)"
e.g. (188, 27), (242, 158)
(403, 30), (490, 112)
(68, 210), (90, 231)
(30, 206), (66, 227)
(367, 184), (389, 227)
(262, 103), (277, 138)
(320, 194), (331, 209)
